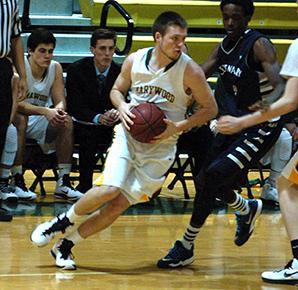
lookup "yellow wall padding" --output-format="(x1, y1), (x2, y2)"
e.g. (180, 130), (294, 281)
(80, 0), (298, 29)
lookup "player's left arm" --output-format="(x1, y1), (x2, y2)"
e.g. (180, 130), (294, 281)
(155, 60), (218, 140)
(51, 62), (66, 110)
(217, 76), (298, 134)
(182, 60), (218, 130)
(49, 62), (69, 126)
(250, 37), (285, 110)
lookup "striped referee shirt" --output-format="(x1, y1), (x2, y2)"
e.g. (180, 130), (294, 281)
(0, 0), (22, 58)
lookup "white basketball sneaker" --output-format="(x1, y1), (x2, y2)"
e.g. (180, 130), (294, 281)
(50, 238), (76, 270)
(261, 182), (279, 203)
(30, 213), (74, 247)
(11, 173), (37, 200)
(54, 175), (84, 201)
(262, 258), (298, 284)
(0, 180), (18, 202)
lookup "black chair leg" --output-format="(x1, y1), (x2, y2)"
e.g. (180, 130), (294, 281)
(245, 175), (254, 199)
(167, 157), (191, 199)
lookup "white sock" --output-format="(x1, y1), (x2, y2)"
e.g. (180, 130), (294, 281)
(228, 192), (249, 215)
(181, 224), (200, 250)
(0, 168), (10, 179)
(1, 124), (17, 167)
(11, 165), (22, 176)
(65, 229), (84, 245)
(65, 204), (81, 223)
(58, 163), (72, 179)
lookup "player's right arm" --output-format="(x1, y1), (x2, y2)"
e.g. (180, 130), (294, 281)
(217, 76), (298, 134)
(201, 44), (220, 78)
(110, 53), (136, 130)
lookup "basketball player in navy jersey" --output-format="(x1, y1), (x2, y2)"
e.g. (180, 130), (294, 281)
(157, 0), (285, 268)
(29, 11), (217, 270)
(217, 1), (298, 284)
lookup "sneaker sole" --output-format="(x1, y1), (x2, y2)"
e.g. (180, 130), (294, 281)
(54, 193), (80, 201)
(248, 199), (263, 234)
(0, 214), (13, 221)
(157, 256), (195, 269)
(50, 249), (77, 270)
(262, 276), (298, 285)
(1, 196), (18, 202)
(16, 196), (36, 201)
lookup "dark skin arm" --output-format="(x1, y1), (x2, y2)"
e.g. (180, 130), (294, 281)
(203, 37), (285, 111)
(200, 44), (220, 78)
(249, 37), (285, 111)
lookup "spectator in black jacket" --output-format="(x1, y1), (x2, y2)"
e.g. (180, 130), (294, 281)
(66, 28), (121, 192)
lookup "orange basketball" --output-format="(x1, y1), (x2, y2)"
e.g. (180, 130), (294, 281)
(129, 102), (166, 143)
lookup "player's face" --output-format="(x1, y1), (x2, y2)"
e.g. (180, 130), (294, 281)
(29, 43), (54, 68)
(156, 25), (187, 61)
(221, 4), (250, 41)
(91, 39), (116, 72)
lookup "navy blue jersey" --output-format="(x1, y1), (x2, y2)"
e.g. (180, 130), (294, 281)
(215, 29), (266, 117)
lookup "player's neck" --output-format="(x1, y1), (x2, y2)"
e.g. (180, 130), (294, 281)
(150, 48), (173, 71)
(93, 58), (110, 74)
(28, 58), (47, 81)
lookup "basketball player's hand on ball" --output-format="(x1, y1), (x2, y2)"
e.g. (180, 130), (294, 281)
(118, 102), (135, 130)
(217, 115), (243, 134)
(100, 109), (120, 126)
(151, 119), (178, 143)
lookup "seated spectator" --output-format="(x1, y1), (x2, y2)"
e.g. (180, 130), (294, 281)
(12, 28), (83, 201)
(66, 28), (121, 193)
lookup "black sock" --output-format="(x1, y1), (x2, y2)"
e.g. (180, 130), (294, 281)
(290, 239), (298, 260)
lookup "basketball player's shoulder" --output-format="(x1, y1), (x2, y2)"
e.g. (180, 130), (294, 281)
(184, 57), (205, 79)
(129, 47), (151, 59)
(122, 52), (136, 69)
(51, 59), (61, 68)
(124, 47), (151, 68)
(52, 60), (63, 74)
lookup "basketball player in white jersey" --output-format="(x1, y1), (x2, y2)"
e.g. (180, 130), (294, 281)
(12, 28), (83, 201)
(30, 11), (217, 270)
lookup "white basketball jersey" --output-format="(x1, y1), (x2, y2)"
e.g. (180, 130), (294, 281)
(129, 48), (192, 123)
(25, 57), (57, 107)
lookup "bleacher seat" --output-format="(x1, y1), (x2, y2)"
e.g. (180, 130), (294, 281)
(80, 0), (298, 30)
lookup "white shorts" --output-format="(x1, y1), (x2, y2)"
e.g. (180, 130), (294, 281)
(281, 151), (298, 185)
(93, 124), (176, 205)
(26, 115), (56, 154)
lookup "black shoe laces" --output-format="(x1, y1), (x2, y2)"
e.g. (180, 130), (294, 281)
(168, 242), (189, 259)
(43, 214), (74, 236)
(62, 175), (75, 190)
(58, 239), (75, 260)
(14, 174), (28, 191)
(284, 260), (294, 270)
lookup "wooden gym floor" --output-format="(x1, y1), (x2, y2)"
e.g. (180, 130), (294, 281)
(0, 171), (295, 290)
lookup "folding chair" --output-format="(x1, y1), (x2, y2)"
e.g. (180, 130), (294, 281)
(23, 139), (58, 197)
